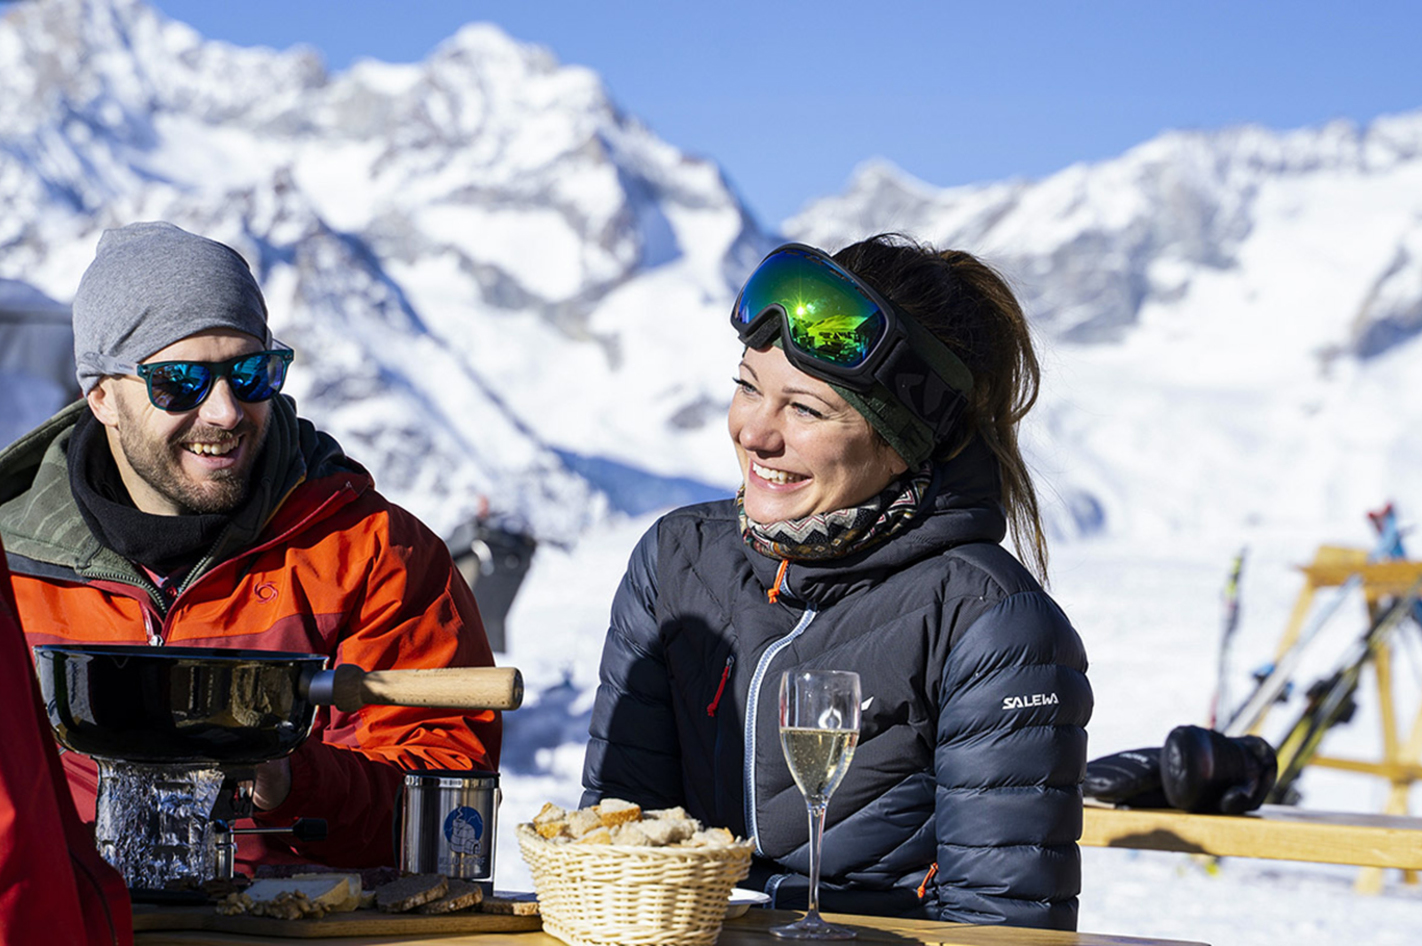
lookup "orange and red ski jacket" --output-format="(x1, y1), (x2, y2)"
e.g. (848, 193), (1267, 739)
(0, 400), (501, 871)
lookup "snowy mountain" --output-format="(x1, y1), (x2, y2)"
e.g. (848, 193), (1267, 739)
(0, 0), (765, 540)
(3, 0), (1422, 558)
(787, 121), (1422, 548)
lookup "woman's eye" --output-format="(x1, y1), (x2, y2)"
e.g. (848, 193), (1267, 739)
(733, 377), (757, 396)
(791, 402), (824, 419)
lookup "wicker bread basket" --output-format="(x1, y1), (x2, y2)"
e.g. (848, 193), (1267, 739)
(517, 823), (754, 946)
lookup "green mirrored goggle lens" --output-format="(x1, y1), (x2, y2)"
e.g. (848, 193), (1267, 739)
(734, 248), (888, 368)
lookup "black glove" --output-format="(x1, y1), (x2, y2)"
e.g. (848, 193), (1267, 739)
(1084, 746), (1169, 808)
(1160, 725), (1278, 814)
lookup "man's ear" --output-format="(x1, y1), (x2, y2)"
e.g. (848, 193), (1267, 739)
(86, 380), (121, 427)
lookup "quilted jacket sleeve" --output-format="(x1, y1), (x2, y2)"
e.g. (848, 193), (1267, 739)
(931, 590), (1092, 929)
(581, 522), (684, 809)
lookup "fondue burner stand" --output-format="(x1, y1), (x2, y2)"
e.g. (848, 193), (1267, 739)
(93, 760), (324, 897)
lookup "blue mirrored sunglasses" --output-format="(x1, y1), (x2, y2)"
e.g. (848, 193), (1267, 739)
(130, 349), (293, 413)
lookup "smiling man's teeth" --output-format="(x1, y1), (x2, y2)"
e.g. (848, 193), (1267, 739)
(186, 441), (237, 457)
(752, 462), (806, 485)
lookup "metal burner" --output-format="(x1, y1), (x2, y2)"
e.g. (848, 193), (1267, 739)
(94, 761), (253, 893)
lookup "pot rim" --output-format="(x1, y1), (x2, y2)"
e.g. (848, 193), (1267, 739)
(35, 644), (328, 663)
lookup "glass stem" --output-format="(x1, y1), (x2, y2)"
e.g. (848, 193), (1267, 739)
(806, 797), (828, 920)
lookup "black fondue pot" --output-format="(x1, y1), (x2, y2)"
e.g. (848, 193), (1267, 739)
(35, 644), (523, 765)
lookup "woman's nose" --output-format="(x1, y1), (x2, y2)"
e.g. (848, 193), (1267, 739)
(197, 377), (243, 427)
(735, 404), (783, 454)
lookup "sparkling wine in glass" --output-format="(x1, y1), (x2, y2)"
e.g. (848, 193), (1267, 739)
(772, 669), (861, 940)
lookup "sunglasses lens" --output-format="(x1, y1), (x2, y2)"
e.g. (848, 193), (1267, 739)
(228, 352), (289, 403)
(735, 248), (887, 367)
(146, 363), (211, 412)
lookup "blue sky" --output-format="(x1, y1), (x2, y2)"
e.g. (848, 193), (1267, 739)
(147, 1), (1422, 228)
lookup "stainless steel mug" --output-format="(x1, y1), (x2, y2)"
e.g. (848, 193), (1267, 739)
(399, 770), (500, 888)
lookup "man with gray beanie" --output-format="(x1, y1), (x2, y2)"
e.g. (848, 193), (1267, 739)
(0, 222), (502, 875)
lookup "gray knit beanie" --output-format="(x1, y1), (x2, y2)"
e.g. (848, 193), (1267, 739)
(73, 222), (270, 394)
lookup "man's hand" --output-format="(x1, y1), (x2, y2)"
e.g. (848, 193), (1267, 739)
(254, 757), (292, 811)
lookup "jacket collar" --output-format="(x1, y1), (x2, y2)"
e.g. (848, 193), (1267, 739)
(0, 396), (364, 583)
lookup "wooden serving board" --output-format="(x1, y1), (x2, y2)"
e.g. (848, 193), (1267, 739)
(132, 902), (541, 939)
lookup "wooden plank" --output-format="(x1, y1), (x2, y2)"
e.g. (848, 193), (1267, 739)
(1307, 754), (1422, 781)
(1299, 559), (1422, 597)
(133, 907), (1209, 945)
(132, 902), (540, 939)
(1082, 803), (1422, 869)
(747, 910), (1209, 945)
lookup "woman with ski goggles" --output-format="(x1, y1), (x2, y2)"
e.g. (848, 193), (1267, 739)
(584, 234), (1092, 931)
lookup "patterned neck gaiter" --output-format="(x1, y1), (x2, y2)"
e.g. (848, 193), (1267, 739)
(738, 461), (934, 562)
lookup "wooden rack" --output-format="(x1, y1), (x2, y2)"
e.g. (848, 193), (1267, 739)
(1251, 544), (1422, 892)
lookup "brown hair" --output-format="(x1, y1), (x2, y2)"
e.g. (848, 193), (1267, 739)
(832, 233), (1049, 582)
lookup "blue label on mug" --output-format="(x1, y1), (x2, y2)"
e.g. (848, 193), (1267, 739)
(444, 805), (485, 855)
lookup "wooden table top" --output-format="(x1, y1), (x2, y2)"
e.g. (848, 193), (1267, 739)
(132, 905), (1209, 946)
(1082, 801), (1422, 869)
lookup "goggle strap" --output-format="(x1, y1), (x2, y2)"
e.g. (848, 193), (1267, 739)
(739, 313), (782, 350)
(877, 339), (970, 441)
(898, 315), (974, 396)
(834, 381), (938, 468)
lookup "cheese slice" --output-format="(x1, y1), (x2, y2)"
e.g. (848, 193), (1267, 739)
(243, 875), (355, 914)
(291, 873), (363, 912)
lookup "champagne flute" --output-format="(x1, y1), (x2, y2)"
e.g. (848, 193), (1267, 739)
(772, 669), (861, 940)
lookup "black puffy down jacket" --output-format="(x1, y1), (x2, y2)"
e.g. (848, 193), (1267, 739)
(581, 440), (1092, 929)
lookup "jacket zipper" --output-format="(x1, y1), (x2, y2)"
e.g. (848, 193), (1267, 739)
(706, 654), (735, 717)
(743, 602), (817, 856)
(81, 566), (168, 643)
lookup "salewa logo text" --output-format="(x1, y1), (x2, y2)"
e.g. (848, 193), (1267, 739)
(1001, 692), (1059, 710)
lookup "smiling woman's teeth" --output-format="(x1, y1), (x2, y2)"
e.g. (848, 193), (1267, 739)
(186, 441), (237, 457)
(752, 462), (806, 485)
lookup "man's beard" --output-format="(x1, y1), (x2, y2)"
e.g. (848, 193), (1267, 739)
(115, 406), (271, 515)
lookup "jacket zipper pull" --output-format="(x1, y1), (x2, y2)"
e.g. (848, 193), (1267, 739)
(706, 654), (735, 717)
(144, 610), (163, 646)
(767, 560), (789, 604)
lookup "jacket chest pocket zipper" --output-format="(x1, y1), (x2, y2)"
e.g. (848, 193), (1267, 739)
(707, 653), (735, 717)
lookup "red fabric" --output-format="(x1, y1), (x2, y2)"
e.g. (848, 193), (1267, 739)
(0, 543), (132, 946)
(12, 470), (502, 870)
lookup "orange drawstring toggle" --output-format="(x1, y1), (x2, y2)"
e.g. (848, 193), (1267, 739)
(916, 862), (938, 899)
(767, 559), (789, 604)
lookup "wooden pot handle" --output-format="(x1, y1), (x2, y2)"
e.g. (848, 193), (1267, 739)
(325, 665), (523, 713)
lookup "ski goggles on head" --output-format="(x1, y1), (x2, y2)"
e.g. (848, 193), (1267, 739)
(731, 243), (974, 441)
(95, 348), (294, 413)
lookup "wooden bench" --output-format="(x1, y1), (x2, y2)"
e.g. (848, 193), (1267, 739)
(1082, 801), (1422, 870)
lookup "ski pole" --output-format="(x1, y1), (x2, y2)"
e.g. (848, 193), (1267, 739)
(1222, 572), (1360, 738)
(1209, 547), (1247, 730)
